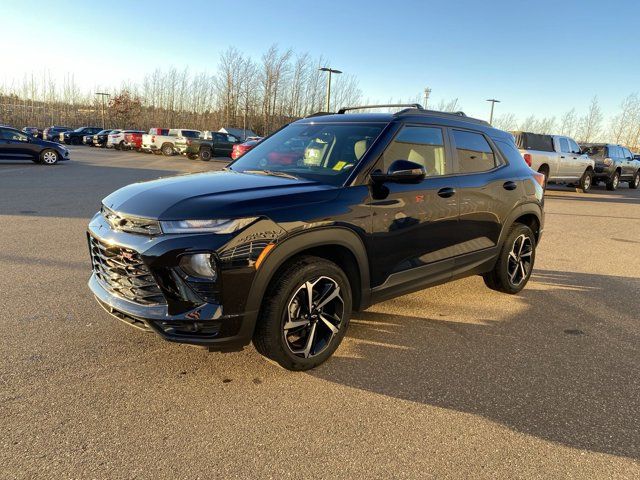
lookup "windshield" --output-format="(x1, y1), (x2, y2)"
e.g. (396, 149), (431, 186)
(582, 145), (605, 157)
(230, 123), (384, 186)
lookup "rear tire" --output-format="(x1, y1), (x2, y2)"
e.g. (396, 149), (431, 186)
(606, 171), (620, 191)
(629, 171), (640, 189)
(576, 169), (593, 193)
(253, 256), (352, 371)
(161, 143), (174, 156)
(483, 223), (536, 294)
(199, 148), (212, 161)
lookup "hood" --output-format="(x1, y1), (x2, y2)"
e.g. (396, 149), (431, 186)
(102, 170), (338, 220)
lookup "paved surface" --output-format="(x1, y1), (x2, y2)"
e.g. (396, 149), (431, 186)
(1, 146), (639, 479)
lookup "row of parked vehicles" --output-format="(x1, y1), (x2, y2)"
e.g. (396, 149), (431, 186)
(22, 125), (263, 161)
(512, 131), (640, 191)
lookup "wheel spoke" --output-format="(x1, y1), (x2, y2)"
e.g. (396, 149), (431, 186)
(304, 281), (315, 312)
(519, 260), (527, 279)
(319, 314), (339, 334)
(316, 286), (341, 310)
(509, 251), (518, 262)
(302, 322), (317, 358)
(520, 250), (532, 258)
(284, 319), (311, 331)
(517, 236), (525, 256)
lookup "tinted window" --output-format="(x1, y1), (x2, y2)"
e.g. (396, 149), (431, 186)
(0, 129), (28, 141)
(182, 130), (200, 138)
(622, 147), (632, 159)
(452, 130), (496, 173)
(559, 137), (570, 153)
(608, 146), (620, 158)
(494, 139), (524, 165)
(382, 126), (448, 176)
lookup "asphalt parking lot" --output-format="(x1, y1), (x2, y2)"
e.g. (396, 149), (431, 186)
(1, 146), (639, 479)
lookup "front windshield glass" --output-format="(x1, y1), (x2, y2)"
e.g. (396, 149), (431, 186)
(230, 123), (384, 186)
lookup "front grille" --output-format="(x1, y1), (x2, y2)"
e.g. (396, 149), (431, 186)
(89, 236), (165, 305)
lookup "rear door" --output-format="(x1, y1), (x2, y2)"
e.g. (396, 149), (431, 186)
(214, 133), (234, 156)
(450, 129), (518, 268)
(368, 124), (460, 291)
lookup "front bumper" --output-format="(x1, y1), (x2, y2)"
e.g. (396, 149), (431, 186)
(86, 212), (258, 349)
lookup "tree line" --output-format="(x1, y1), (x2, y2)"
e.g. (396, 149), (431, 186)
(0, 45), (361, 136)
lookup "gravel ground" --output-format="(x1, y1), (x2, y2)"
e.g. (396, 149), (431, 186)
(1, 146), (639, 479)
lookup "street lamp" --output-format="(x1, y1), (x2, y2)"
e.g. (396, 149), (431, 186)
(319, 67), (342, 112)
(486, 98), (500, 125)
(95, 92), (111, 129)
(424, 87), (432, 109)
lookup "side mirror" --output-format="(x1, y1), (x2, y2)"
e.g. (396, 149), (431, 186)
(371, 159), (426, 184)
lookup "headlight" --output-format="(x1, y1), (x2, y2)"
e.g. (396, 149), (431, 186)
(160, 217), (257, 234)
(179, 253), (217, 280)
(603, 158), (613, 166)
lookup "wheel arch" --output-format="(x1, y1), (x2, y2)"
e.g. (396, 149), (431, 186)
(242, 227), (371, 336)
(498, 204), (542, 248)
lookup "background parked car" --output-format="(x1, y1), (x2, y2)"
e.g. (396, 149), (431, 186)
(123, 131), (146, 151)
(43, 126), (72, 141)
(92, 129), (113, 147)
(512, 131), (595, 192)
(142, 128), (200, 156)
(175, 131), (239, 160)
(231, 138), (261, 160)
(106, 129), (125, 149)
(61, 126), (102, 145)
(83, 134), (94, 145)
(0, 126), (69, 164)
(580, 143), (640, 190)
(21, 127), (42, 139)
(141, 128), (170, 154)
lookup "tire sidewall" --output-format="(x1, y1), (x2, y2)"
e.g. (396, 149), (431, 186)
(40, 149), (59, 165)
(259, 259), (352, 370)
(200, 148), (212, 161)
(162, 144), (174, 156)
(496, 224), (536, 294)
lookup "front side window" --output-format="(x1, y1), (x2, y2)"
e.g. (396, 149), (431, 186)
(608, 146), (620, 158)
(382, 126), (448, 176)
(452, 130), (496, 173)
(568, 139), (581, 154)
(0, 129), (28, 141)
(230, 123), (384, 186)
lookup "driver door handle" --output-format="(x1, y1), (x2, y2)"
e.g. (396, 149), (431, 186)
(503, 181), (517, 191)
(437, 187), (456, 198)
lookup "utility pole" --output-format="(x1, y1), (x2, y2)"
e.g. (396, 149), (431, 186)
(319, 67), (342, 112)
(424, 87), (432, 109)
(486, 98), (500, 125)
(95, 92), (110, 129)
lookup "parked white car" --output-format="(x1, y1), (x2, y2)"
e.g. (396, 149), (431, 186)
(106, 130), (124, 149)
(511, 131), (595, 192)
(141, 128), (201, 156)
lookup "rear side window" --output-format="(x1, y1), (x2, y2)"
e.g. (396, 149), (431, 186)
(182, 130), (200, 138)
(382, 126), (449, 176)
(451, 130), (497, 173)
(494, 140), (524, 165)
(559, 138), (570, 153)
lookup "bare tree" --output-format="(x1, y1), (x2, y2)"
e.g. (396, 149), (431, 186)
(577, 96), (603, 143)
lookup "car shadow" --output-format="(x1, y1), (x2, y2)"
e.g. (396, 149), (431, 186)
(545, 185), (640, 204)
(311, 269), (640, 460)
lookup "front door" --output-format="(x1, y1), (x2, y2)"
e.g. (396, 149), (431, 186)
(0, 128), (33, 160)
(367, 124), (460, 293)
(556, 136), (576, 179)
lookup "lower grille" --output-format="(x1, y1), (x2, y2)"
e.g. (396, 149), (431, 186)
(89, 236), (165, 305)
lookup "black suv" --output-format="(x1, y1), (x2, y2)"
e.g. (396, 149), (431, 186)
(87, 105), (545, 370)
(0, 126), (70, 164)
(61, 126), (102, 145)
(580, 143), (640, 190)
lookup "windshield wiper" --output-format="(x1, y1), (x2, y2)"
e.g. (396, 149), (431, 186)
(242, 169), (300, 180)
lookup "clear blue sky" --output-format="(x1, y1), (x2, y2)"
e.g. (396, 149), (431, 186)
(3, 0), (639, 121)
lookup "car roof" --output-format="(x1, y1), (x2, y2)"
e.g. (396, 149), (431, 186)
(294, 111), (512, 141)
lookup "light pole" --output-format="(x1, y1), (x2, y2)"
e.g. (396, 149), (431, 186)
(424, 87), (431, 109)
(486, 98), (500, 125)
(319, 67), (342, 112)
(95, 92), (110, 129)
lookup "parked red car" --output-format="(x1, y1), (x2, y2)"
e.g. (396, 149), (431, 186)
(123, 131), (146, 151)
(231, 138), (261, 160)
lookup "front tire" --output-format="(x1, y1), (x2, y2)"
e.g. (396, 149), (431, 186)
(40, 149), (59, 165)
(576, 169), (593, 193)
(629, 171), (640, 189)
(253, 256), (352, 371)
(606, 171), (620, 191)
(483, 223), (536, 294)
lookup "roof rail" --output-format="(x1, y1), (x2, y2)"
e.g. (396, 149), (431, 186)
(304, 111), (334, 118)
(337, 103), (424, 114)
(394, 108), (489, 126)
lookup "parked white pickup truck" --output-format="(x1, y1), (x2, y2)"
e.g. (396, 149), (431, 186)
(511, 131), (595, 192)
(141, 128), (200, 156)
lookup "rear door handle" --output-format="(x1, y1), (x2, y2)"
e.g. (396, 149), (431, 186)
(503, 181), (517, 191)
(437, 187), (456, 198)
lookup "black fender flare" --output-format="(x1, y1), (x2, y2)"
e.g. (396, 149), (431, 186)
(241, 227), (371, 337)
(497, 202), (543, 250)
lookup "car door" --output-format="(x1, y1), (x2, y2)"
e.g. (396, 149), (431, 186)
(367, 124), (460, 293)
(214, 133), (233, 156)
(450, 129), (519, 270)
(567, 138), (588, 177)
(0, 128), (33, 160)
(556, 136), (574, 179)
(621, 147), (634, 177)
